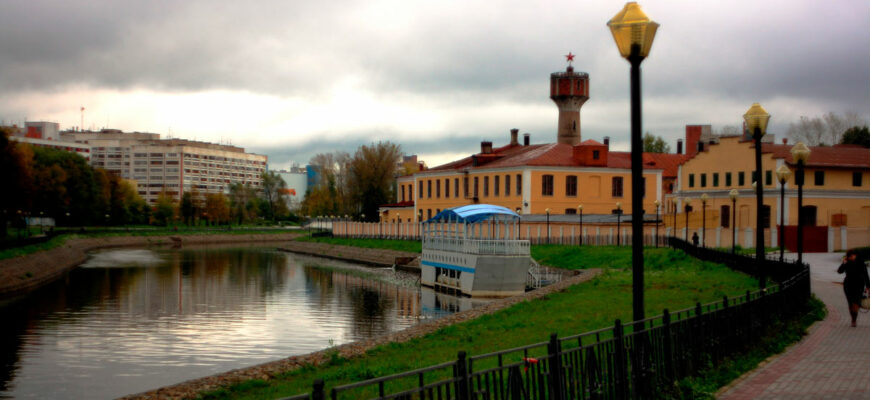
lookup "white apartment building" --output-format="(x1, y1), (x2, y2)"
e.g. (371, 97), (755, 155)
(5, 122), (92, 160)
(61, 129), (267, 204)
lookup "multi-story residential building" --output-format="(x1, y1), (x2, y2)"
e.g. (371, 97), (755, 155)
(61, 129), (267, 204)
(5, 122), (92, 160)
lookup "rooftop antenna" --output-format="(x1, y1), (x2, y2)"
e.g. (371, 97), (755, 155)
(80, 106), (85, 132)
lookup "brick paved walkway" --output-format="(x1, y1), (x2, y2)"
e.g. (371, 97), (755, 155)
(718, 252), (870, 399)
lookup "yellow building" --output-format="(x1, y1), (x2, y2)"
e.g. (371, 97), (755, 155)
(671, 135), (870, 251)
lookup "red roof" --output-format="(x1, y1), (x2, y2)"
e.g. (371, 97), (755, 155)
(763, 143), (870, 169)
(425, 142), (688, 178)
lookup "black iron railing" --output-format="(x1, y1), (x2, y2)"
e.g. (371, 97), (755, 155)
(278, 238), (810, 400)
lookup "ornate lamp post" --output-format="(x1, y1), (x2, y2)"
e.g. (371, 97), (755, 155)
(615, 202), (623, 246)
(791, 142), (810, 265)
(609, 0), (658, 323)
(729, 189), (738, 254)
(684, 199), (691, 241)
(744, 103), (770, 288)
(654, 200), (660, 247)
(516, 208), (522, 239)
(545, 208), (551, 245)
(700, 193), (708, 247)
(578, 204), (584, 246)
(776, 165), (792, 262)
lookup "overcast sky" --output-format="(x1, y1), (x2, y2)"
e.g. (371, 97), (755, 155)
(2, 0), (868, 169)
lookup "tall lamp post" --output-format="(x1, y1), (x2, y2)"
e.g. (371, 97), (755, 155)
(744, 102), (770, 289)
(609, 0), (658, 323)
(776, 165), (791, 262)
(700, 193), (708, 247)
(545, 208), (551, 245)
(654, 200), (660, 247)
(516, 208), (522, 239)
(729, 189), (738, 254)
(791, 142), (810, 265)
(684, 200), (691, 241)
(577, 204), (584, 246)
(615, 202), (623, 246)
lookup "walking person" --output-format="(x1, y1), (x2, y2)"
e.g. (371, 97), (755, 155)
(837, 249), (870, 327)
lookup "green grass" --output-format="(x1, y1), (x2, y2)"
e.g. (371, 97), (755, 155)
(295, 236), (422, 253)
(200, 245), (760, 400)
(672, 295), (826, 399)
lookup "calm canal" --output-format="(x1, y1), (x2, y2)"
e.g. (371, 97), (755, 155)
(0, 246), (487, 399)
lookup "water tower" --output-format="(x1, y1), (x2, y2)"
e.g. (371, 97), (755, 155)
(550, 53), (590, 146)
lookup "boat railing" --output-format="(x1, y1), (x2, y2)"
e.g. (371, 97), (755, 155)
(423, 237), (530, 256)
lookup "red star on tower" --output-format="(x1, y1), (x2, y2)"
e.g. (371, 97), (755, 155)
(565, 52), (575, 66)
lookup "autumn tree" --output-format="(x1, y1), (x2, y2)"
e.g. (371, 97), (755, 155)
(229, 182), (259, 224)
(260, 171), (289, 222)
(152, 192), (176, 226)
(642, 132), (671, 153)
(347, 141), (402, 220)
(204, 193), (231, 225)
(0, 128), (33, 237)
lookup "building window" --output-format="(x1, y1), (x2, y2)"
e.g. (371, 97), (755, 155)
(445, 179), (450, 198)
(738, 171), (745, 186)
(762, 205), (771, 229)
(713, 173), (719, 187)
(566, 175), (577, 197)
(483, 176), (489, 197)
(401, 185), (405, 201)
(427, 180), (432, 198)
(419, 183), (424, 198)
(592, 150), (600, 160)
(409, 184), (414, 200)
(725, 172), (732, 187)
(464, 177), (469, 197)
(702, 173), (709, 187)
(720, 205), (730, 228)
(542, 175), (554, 196)
(436, 179), (441, 198)
(814, 171), (824, 186)
(474, 177), (479, 197)
(612, 177), (624, 197)
(517, 174), (522, 195)
(454, 178), (459, 198)
(853, 172), (862, 187)
(832, 213), (847, 227)
(689, 174), (695, 188)
(565, 208), (576, 215)
(765, 170), (772, 186)
(494, 175), (500, 196)
(505, 174), (511, 196)
(800, 205), (817, 226)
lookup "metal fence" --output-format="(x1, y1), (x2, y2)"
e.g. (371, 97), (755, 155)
(279, 238), (810, 400)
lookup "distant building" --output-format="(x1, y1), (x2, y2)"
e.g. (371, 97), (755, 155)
(273, 169), (307, 210)
(5, 122), (92, 160)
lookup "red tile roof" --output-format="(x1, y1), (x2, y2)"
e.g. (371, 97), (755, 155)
(763, 143), (870, 169)
(425, 142), (689, 178)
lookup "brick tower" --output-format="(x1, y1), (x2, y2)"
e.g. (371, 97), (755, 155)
(550, 53), (590, 146)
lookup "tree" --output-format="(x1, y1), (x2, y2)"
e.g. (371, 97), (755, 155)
(229, 182), (259, 224)
(180, 188), (202, 225)
(152, 192), (176, 226)
(642, 132), (671, 153)
(260, 171), (289, 222)
(204, 193), (231, 225)
(787, 111), (867, 146)
(0, 128), (33, 237)
(841, 126), (870, 148)
(347, 141), (402, 219)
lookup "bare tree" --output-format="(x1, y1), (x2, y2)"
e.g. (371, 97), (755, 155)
(715, 125), (742, 136)
(787, 111), (867, 145)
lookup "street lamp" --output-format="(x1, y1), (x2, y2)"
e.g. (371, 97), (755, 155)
(578, 204), (584, 246)
(744, 102), (770, 289)
(396, 212), (401, 239)
(791, 142), (810, 265)
(615, 202), (623, 246)
(776, 165), (792, 262)
(545, 208), (551, 245)
(516, 208), (522, 239)
(609, 1), (658, 322)
(654, 200), (660, 247)
(684, 199), (691, 241)
(700, 193), (708, 247)
(729, 189), (738, 254)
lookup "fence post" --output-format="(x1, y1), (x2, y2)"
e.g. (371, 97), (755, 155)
(311, 379), (324, 400)
(613, 319), (627, 400)
(693, 302), (703, 371)
(455, 351), (470, 400)
(745, 290), (753, 346)
(662, 309), (674, 384)
(547, 333), (565, 400)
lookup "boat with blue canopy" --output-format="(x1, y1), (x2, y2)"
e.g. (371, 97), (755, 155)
(421, 204), (531, 297)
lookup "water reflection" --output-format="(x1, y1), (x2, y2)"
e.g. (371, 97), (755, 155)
(0, 247), (486, 399)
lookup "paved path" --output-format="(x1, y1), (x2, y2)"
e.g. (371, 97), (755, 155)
(719, 252), (870, 399)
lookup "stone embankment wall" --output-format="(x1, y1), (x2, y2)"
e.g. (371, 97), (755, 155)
(0, 233), (301, 298)
(278, 241), (421, 272)
(120, 265), (600, 400)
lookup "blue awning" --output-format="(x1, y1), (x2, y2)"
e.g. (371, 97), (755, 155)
(425, 204), (520, 224)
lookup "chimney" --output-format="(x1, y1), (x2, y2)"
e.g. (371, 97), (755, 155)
(782, 138), (788, 145)
(603, 136), (610, 148)
(510, 128), (519, 145)
(677, 139), (683, 154)
(480, 141), (493, 154)
(523, 133), (530, 146)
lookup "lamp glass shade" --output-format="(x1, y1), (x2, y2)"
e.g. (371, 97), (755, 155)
(607, 2), (659, 59)
(578, 205), (583, 211)
(654, 200), (660, 206)
(700, 193), (708, 203)
(743, 103), (771, 135)
(791, 142), (810, 163)
(729, 188), (739, 200)
(776, 165), (792, 183)
(545, 208), (551, 214)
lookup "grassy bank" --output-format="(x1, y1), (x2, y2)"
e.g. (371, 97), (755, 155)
(294, 235), (422, 253)
(201, 246), (760, 399)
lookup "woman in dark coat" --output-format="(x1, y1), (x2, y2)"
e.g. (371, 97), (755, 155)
(837, 250), (870, 327)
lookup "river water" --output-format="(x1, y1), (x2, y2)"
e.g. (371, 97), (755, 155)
(0, 246), (487, 399)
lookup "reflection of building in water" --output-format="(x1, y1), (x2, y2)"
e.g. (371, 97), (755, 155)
(420, 287), (492, 316)
(330, 272), (421, 318)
